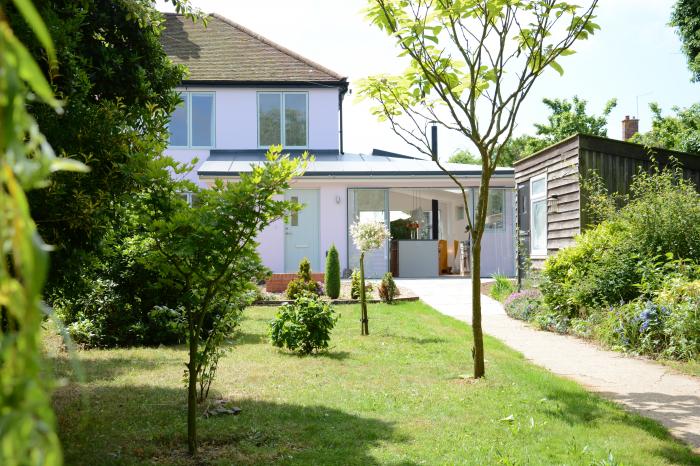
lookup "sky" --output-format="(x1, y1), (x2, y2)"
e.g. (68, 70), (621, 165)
(158, 0), (700, 159)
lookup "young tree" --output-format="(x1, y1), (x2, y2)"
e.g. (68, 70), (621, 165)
(350, 221), (390, 335)
(146, 147), (305, 456)
(360, 0), (599, 378)
(0, 1), (85, 464)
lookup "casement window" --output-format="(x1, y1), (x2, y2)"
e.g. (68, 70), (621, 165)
(530, 174), (547, 256)
(168, 92), (215, 148)
(258, 92), (308, 148)
(485, 189), (505, 230)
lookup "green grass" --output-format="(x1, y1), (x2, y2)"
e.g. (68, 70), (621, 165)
(48, 302), (699, 465)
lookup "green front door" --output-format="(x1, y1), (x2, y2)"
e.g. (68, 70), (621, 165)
(285, 189), (320, 272)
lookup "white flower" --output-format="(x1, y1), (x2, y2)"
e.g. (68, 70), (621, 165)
(350, 221), (390, 252)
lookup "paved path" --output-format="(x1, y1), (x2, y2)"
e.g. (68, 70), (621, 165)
(397, 277), (700, 450)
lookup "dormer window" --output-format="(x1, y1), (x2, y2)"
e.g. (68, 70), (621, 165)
(168, 92), (215, 148)
(258, 92), (308, 148)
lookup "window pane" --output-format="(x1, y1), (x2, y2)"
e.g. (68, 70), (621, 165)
(259, 93), (281, 146)
(285, 93), (307, 146)
(169, 94), (188, 146)
(191, 94), (214, 147)
(485, 190), (505, 230)
(532, 199), (547, 252)
(532, 177), (546, 197)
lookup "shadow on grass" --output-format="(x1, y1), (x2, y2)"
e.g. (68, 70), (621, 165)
(50, 353), (178, 384)
(55, 382), (408, 466)
(235, 331), (268, 345)
(275, 349), (352, 361)
(380, 333), (448, 345)
(543, 388), (700, 464)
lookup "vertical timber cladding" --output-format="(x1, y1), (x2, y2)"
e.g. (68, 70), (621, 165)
(513, 135), (582, 267)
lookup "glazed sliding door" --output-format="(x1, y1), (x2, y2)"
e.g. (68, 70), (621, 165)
(348, 189), (389, 278)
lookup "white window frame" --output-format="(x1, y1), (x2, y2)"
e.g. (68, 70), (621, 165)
(168, 91), (216, 149)
(530, 173), (548, 257)
(257, 91), (309, 149)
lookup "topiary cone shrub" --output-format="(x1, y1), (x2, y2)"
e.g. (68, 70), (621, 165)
(325, 245), (341, 299)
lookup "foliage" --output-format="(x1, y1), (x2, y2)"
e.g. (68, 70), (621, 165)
(542, 165), (700, 320)
(359, 0), (599, 377)
(0, 0), (89, 463)
(378, 272), (399, 304)
(630, 102), (700, 155)
(350, 269), (372, 300)
(3, 0), (202, 295)
(325, 245), (341, 299)
(389, 217), (412, 240)
(350, 221), (390, 253)
(490, 274), (516, 302)
(269, 294), (338, 355)
(449, 96), (616, 166)
(146, 146), (305, 455)
(579, 170), (620, 227)
(503, 290), (543, 321)
(286, 257), (323, 300)
(672, 0), (700, 81)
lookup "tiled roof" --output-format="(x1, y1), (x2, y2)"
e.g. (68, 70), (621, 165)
(161, 13), (347, 85)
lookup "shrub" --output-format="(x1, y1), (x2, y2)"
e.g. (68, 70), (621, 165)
(325, 245), (341, 299)
(269, 294), (338, 355)
(378, 272), (399, 303)
(286, 258), (322, 300)
(350, 269), (373, 300)
(503, 289), (543, 321)
(490, 274), (516, 302)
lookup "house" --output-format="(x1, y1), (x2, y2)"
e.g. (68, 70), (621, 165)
(513, 132), (700, 270)
(162, 12), (516, 279)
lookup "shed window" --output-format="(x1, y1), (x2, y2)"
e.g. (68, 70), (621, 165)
(530, 174), (547, 256)
(258, 92), (308, 148)
(168, 92), (215, 148)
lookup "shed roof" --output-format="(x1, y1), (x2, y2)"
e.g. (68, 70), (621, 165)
(161, 13), (347, 86)
(197, 150), (514, 178)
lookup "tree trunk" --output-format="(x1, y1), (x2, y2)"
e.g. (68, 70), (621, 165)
(359, 251), (369, 335)
(187, 317), (198, 455)
(471, 241), (485, 378)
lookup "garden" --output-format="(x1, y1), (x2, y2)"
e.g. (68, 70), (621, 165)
(498, 165), (700, 375)
(48, 302), (700, 465)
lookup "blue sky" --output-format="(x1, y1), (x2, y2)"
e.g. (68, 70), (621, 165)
(159, 0), (700, 158)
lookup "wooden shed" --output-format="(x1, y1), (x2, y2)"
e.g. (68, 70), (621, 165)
(513, 134), (700, 269)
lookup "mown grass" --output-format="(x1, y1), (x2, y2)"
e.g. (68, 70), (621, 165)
(48, 301), (699, 465)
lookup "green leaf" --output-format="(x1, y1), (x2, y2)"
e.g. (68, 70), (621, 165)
(5, 31), (60, 107)
(550, 60), (564, 76)
(51, 158), (90, 173)
(11, 0), (55, 61)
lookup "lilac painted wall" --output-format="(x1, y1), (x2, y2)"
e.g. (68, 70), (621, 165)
(258, 218), (285, 274)
(319, 185), (348, 272)
(164, 148), (210, 186)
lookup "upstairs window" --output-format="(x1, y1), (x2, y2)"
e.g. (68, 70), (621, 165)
(168, 92), (215, 148)
(258, 92), (308, 148)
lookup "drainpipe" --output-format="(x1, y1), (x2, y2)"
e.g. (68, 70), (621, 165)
(431, 122), (438, 160)
(338, 82), (348, 155)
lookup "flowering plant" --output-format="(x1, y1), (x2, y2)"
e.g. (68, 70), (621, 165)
(350, 221), (390, 252)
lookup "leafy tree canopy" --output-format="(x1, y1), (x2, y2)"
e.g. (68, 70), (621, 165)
(631, 103), (700, 155)
(672, 0), (700, 81)
(449, 96), (616, 166)
(3, 0), (201, 289)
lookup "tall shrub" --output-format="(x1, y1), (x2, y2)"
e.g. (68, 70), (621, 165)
(325, 245), (341, 299)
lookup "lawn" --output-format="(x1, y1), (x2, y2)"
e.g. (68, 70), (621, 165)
(47, 301), (699, 465)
